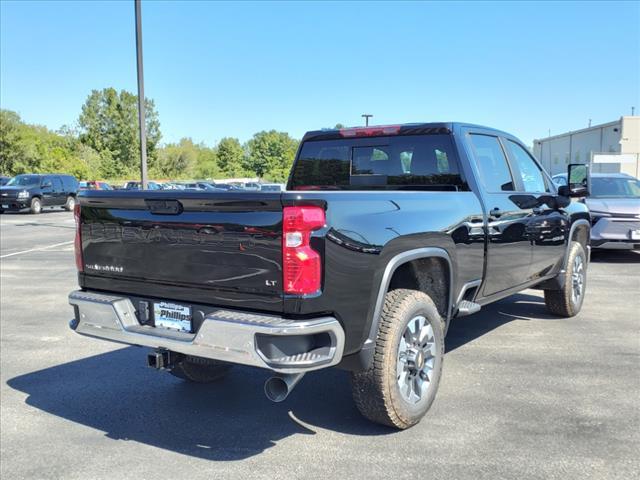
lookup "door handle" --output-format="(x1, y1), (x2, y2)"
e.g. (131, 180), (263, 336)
(489, 207), (502, 218)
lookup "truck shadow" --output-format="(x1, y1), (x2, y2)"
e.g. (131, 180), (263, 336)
(7, 347), (389, 461)
(446, 292), (555, 352)
(7, 292), (557, 460)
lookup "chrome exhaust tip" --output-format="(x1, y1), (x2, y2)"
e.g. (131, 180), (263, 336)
(264, 373), (305, 402)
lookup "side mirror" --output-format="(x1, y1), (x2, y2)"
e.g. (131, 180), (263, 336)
(558, 163), (589, 197)
(41, 181), (52, 189)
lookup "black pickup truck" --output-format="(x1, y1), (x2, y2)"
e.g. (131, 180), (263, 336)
(68, 123), (591, 429)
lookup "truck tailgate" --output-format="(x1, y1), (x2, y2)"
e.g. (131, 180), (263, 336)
(78, 191), (284, 312)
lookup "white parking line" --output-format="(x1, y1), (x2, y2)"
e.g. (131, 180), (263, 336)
(0, 240), (74, 259)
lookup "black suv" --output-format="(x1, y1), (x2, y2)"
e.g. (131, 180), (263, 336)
(0, 174), (79, 214)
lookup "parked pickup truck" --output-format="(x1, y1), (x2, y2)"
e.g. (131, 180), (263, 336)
(69, 123), (591, 429)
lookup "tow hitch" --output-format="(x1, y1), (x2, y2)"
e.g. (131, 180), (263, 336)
(147, 349), (177, 370)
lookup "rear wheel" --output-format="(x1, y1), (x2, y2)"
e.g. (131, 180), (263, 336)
(64, 195), (75, 211)
(170, 356), (232, 383)
(30, 197), (42, 214)
(544, 241), (587, 317)
(351, 289), (444, 429)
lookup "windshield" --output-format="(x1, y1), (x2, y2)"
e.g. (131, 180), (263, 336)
(6, 175), (40, 187)
(591, 177), (640, 198)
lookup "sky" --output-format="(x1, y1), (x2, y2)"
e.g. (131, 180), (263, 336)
(1, 0), (639, 147)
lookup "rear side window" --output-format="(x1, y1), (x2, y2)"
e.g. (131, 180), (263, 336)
(52, 177), (63, 191)
(469, 134), (514, 192)
(290, 134), (465, 190)
(61, 176), (78, 192)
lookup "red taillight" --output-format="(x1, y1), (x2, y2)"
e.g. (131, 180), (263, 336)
(74, 203), (83, 272)
(282, 206), (325, 295)
(339, 125), (401, 137)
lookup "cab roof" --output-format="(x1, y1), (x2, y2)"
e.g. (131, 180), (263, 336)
(302, 122), (512, 142)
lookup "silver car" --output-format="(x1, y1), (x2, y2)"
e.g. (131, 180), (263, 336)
(553, 172), (640, 250)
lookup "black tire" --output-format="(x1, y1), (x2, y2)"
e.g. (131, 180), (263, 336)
(544, 241), (587, 317)
(30, 197), (42, 214)
(64, 195), (75, 211)
(351, 289), (445, 429)
(169, 355), (232, 383)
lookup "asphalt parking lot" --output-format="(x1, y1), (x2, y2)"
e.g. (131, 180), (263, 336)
(1, 211), (639, 480)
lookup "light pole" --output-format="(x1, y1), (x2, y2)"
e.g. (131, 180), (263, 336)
(135, 0), (148, 189)
(361, 114), (373, 127)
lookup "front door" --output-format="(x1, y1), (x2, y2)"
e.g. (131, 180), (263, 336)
(40, 176), (55, 206)
(502, 139), (569, 279)
(52, 177), (65, 206)
(466, 132), (535, 297)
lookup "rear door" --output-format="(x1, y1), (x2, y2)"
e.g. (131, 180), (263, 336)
(465, 131), (534, 297)
(78, 191), (284, 312)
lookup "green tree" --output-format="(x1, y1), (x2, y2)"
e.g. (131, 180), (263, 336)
(78, 88), (161, 178)
(194, 144), (219, 179)
(216, 137), (246, 178)
(245, 130), (298, 181)
(0, 109), (90, 178)
(152, 138), (219, 180)
(0, 110), (29, 173)
(153, 138), (196, 179)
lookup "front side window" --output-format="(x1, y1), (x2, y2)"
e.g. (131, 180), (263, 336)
(469, 134), (514, 192)
(505, 140), (548, 193)
(41, 176), (54, 188)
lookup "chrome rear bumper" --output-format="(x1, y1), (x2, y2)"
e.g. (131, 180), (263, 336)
(69, 290), (344, 373)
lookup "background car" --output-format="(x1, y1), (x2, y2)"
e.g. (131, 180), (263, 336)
(259, 183), (284, 192)
(180, 182), (213, 191)
(0, 173), (78, 214)
(80, 181), (112, 190)
(214, 183), (241, 191)
(159, 182), (184, 190)
(242, 182), (261, 191)
(123, 181), (162, 190)
(553, 172), (640, 249)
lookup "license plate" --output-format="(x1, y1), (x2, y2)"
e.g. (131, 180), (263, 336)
(153, 302), (192, 332)
(631, 229), (640, 240)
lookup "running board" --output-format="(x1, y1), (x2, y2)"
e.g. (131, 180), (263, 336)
(456, 300), (481, 317)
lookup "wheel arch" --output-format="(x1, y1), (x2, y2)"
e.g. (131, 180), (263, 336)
(566, 219), (590, 265)
(364, 248), (454, 349)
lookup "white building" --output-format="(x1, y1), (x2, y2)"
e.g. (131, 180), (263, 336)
(533, 116), (640, 177)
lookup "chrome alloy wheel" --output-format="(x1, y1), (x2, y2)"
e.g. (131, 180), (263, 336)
(397, 315), (436, 404)
(571, 254), (585, 305)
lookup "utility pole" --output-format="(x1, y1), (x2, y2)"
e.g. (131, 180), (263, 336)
(135, 0), (148, 189)
(588, 118), (592, 127)
(361, 114), (373, 127)
(632, 106), (636, 116)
